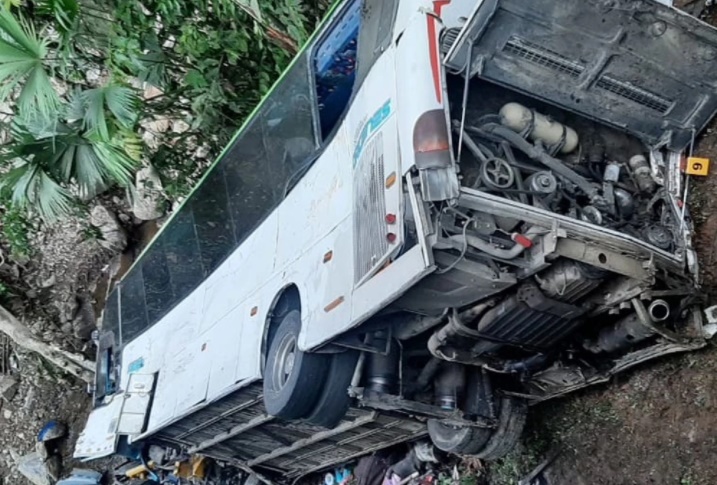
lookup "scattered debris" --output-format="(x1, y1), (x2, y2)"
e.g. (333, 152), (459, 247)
(0, 375), (19, 401)
(57, 469), (103, 485)
(37, 420), (68, 442)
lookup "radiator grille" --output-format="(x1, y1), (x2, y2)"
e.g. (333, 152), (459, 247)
(503, 37), (584, 78)
(503, 36), (673, 114)
(440, 27), (461, 56)
(595, 76), (672, 114)
(353, 132), (388, 284)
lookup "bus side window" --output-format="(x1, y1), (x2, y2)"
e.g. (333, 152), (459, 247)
(260, 53), (317, 198)
(190, 166), (237, 275)
(120, 267), (149, 343)
(142, 239), (175, 323)
(162, 210), (205, 302)
(224, 119), (275, 243)
(313, 0), (361, 140)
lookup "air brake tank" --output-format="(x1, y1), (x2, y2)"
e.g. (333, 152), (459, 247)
(499, 102), (579, 154)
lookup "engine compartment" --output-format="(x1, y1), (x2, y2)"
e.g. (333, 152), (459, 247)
(392, 76), (706, 405)
(452, 79), (686, 253)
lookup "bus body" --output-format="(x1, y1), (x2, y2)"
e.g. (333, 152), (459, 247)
(76, 0), (717, 478)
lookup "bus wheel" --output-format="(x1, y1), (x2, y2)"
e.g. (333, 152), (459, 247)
(427, 419), (492, 455)
(263, 310), (329, 419)
(474, 396), (528, 460)
(427, 397), (527, 458)
(305, 350), (359, 428)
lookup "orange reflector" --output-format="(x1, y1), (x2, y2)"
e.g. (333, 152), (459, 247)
(324, 296), (345, 313)
(323, 250), (333, 263)
(385, 172), (397, 188)
(250, 306), (258, 316)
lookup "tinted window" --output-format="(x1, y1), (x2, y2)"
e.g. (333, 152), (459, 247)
(355, 0), (398, 86)
(314, 0), (361, 138)
(115, 24), (324, 348)
(223, 118), (274, 242)
(102, 290), (120, 341)
(142, 239), (174, 322)
(262, 54), (317, 196)
(120, 268), (149, 343)
(163, 209), (204, 299)
(191, 168), (236, 275)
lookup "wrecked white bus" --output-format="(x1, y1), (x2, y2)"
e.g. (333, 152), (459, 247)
(77, 0), (717, 479)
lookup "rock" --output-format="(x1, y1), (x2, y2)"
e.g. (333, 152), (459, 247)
(172, 120), (190, 134)
(39, 275), (56, 289)
(35, 441), (49, 461)
(118, 213), (131, 224)
(195, 144), (211, 159)
(90, 205), (128, 252)
(72, 297), (96, 340)
(13, 451), (52, 485)
(3, 409), (12, 419)
(0, 376), (19, 401)
(132, 165), (166, 221)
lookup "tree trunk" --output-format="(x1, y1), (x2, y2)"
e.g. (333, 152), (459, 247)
(0, 305), (95, 383)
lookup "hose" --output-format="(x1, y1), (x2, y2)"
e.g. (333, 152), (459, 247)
(449, 226), (545, 260)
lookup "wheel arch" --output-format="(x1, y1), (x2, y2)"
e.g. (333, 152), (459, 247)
(261, 284), (302, 374)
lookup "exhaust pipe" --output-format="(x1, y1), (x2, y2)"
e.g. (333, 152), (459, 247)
(648, 299), (671, 322)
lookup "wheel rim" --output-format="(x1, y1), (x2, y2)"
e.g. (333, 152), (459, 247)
(273, 333), (297, 390)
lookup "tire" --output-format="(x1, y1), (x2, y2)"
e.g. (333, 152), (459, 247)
(427, 419), (493, 454)
(304, 350), (359, 428)
(427, 396), (528, 459)
(474, 396), (528, 460)
(263, 310), (329, 419)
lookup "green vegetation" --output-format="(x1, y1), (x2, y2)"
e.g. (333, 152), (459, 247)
(0, 0), (329, 225)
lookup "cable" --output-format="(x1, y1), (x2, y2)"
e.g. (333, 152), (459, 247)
(436, 217), (470, 274)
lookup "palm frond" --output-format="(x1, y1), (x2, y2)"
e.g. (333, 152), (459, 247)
(0, 7), (59, 116)
(37, 0), (79, 37)
(8, 162), (38, 207)
(34, 169), (72, 220)
(17, 64), (60, 116)
(74, 143), (107, 197)
(104, 85), (137, 127)
(81, 87), (108, 139)
(3, 162), (72, 220)
(65, 88), (85, 122)
(0, 7), (43, 56)
(90, 137), (138, 185)
(81, 85), (138, 140)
